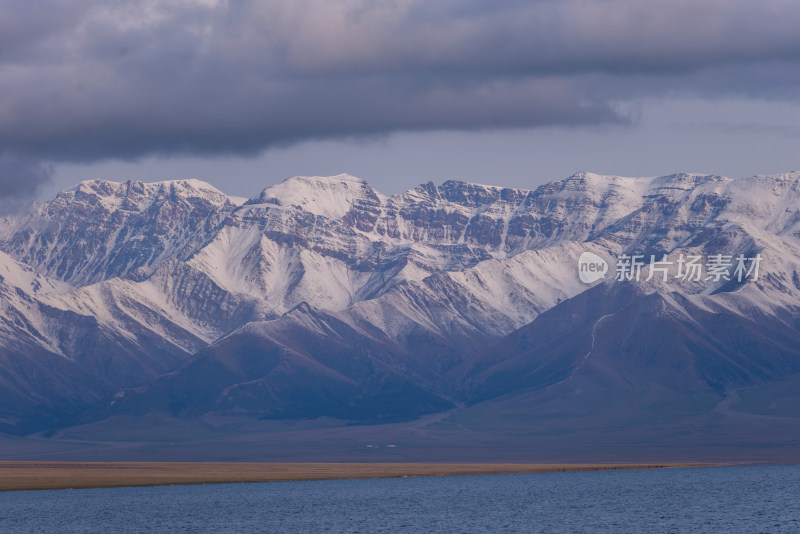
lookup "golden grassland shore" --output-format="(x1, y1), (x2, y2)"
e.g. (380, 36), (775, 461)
(0, 462), (722, 491)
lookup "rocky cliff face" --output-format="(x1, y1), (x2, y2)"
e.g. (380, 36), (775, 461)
(1, 171), (800, 433)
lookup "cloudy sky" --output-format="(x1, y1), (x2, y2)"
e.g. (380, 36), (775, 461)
(2, 0), (800, 205)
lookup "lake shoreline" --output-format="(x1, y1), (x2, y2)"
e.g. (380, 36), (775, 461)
(0, 461), (725, 492)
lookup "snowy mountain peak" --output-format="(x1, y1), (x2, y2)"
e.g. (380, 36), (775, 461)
(63, 178), (243, 212)
(257, 174), (377, 219)
(400, 179), (531, 209)
(0, 178), (245, 286)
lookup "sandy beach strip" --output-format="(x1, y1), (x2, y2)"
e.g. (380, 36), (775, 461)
(0, 461), (722, 492)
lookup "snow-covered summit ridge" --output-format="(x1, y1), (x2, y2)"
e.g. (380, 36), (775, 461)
(256, 174), (377, 219)
(2, 170), (799, 292)
(62, 178), (246, 211)
(0, 178), (247, 286)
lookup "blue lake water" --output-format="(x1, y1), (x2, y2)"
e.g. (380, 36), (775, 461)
(0, 464), (798, 533)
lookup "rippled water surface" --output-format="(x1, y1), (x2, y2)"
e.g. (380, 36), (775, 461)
(1, 464), (798, 533)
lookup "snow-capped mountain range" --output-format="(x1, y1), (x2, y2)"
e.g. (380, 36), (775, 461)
(1, 171), (800, 439)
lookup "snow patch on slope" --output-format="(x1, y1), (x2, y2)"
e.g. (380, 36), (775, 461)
(0, 250), (71, 294)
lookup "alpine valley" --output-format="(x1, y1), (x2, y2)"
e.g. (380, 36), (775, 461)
(1, 171), (800, 462)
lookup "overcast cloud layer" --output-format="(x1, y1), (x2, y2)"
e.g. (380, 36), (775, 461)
(2, 0), (800, 199)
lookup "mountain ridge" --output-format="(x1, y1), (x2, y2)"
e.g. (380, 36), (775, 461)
(0, 170), (799, 460)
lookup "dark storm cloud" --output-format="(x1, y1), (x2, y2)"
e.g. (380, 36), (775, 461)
(0, 152), (52, 197)
(1, 0), (800, 197)
(0, 151), (53, 213)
